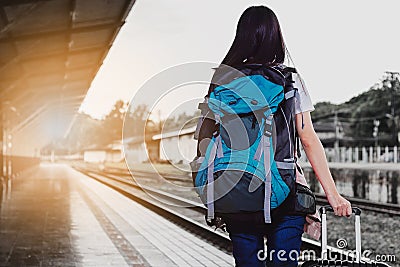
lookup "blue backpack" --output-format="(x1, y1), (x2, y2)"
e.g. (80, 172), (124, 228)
(191, 63), (299, 224)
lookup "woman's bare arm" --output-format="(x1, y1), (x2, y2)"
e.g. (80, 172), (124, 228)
(295, 111), (352, 217)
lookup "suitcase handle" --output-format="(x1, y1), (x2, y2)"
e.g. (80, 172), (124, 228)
(319, 205), (361, 216)
(319, 205), (362, 262)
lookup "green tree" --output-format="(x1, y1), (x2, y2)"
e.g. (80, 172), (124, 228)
(60, 113), (104, 152)
(102, 100), (127, 144)
(123, 104), (149, 138)
(312, 73), (400, 147)
(162, 110), (199, 132)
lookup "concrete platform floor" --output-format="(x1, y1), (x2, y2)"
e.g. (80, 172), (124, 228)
(0, 163), (234, 267)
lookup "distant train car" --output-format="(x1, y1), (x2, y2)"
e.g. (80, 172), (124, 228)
(152, 126), (197, 165)
(83, 141), (123, 163)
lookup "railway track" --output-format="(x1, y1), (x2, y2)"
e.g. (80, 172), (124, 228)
(314, 194), (400, 216)
(70, 163), (399, 265)
(101, 166), (400, 216)
(73, 164), (370, 263)
(73, 165), (233, 253)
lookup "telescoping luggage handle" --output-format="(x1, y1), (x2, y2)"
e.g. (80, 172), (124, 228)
(319, 206), (362, 262)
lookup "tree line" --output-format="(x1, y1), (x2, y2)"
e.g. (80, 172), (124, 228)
(43, 72), (399, 155)
(312, 73), (399, 147)
(43, 100), (199, 154)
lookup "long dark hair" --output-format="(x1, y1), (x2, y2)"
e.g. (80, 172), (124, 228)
(208, 6), (286, 95)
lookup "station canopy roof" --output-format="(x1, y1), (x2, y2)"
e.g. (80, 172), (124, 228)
(0, 0), (136, 155)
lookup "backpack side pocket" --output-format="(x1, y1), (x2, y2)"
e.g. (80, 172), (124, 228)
(293, 182), (316, 215)
(189, 156), (208, 200)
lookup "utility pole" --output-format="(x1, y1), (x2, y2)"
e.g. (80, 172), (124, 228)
(385, 71), (399, 146)
(334, 110), (340, 162)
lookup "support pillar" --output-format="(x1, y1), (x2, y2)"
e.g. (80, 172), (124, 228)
(355, 147), (359, 163)
(369, 147), (373, 163)
(362, 146), (367, 163)
(0, 111), (3, 179)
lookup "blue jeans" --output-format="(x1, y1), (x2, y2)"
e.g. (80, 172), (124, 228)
(227, 215), (305, 267)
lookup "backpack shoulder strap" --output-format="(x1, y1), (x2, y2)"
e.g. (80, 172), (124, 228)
(195, 97), (216, 145)
(280, 66), (303, 159)
(194, 96), (212, 140)
(281, 66), (298, 99)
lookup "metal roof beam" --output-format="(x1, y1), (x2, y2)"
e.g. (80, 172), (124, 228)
(0, 22), (124, 44)
(10, 104), (48, 134)
(21, 45), (109, 64)
(0, 61), (99, 99)
(0, 2), (44, 36)
(0, 0), (51, 6)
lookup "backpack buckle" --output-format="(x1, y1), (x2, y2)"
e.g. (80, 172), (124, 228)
(264, 123), (273, 137)
(263, 114), (273, 137)
(205, 215), (226, 232)
(212, 130), (219, 137)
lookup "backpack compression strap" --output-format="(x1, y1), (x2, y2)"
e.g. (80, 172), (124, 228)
(263, 115), (273, 223)
(254, 114), (273, 223)
(206, 114), (223, 220)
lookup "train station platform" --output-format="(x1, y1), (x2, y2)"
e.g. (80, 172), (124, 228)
(0, 163), (234, 266)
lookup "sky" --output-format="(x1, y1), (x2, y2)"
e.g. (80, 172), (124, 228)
(79, 0), (400, 120)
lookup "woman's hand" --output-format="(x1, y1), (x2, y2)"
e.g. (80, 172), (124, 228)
(326, 192), (352, 217)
